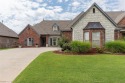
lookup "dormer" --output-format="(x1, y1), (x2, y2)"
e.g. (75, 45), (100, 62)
(52, 23), (59, 31)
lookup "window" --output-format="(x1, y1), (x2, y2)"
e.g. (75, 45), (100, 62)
(53, 37), (57, 46)
(53, 26), (58, 31)
(84, 32), (89, 42)
(49, 37), (60, 46)
(53, 23), (59, 31)
(93, 8), (95, 13)
(27, 38), (34, 46)
(92, 32), (100, 48)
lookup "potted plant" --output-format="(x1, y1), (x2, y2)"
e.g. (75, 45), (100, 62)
(35, 43), (39, 48)
(18, 43), (22, 48)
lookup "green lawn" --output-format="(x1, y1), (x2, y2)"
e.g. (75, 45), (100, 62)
(0, 48), (11, 50)
(13, 52), (125, 83)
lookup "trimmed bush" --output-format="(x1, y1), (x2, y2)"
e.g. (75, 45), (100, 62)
(105, 40), (125, 53)
(58, 37), (70, 48)
(58, 37), (71, 51)
(70, 41), (91, 53)
(62, 43), (71, 51)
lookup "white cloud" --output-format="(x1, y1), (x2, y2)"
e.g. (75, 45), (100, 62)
(118, 0), (125, 11)
(41, 3), (48, 7)
(0, 0), (124, 34)
(36, 0), (43, 3)
(58, 0), (63, 3)
(71, 1), (80, 7)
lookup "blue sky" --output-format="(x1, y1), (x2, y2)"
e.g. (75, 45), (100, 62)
(0, 0), (124, 33)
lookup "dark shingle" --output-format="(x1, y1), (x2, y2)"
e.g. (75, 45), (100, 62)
(84, 22), (104, 30)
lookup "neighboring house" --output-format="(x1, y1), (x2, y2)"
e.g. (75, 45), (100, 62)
(19, 3), (125, 48)
(0, 22), (18, 48)
(19, 21), (71, 47)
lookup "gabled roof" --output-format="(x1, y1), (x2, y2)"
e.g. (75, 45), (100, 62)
(32, 20), (72, 35)
(0, 22), (18, 38)
(67, 3), (118, 29)
(106, 11), (125, 23)
(19, 24), (39, 36)
(19, 3), (125, 35)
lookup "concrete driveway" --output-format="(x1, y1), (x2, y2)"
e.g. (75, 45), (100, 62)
(0, 47), (59, 83)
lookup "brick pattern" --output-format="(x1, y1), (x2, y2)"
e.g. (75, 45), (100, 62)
(114, 30), (123, 40)
(83, 29), (105, 48)
(61, 31), (72, 41)
(0, 36), (18, 48)
(118, 17), (125, 26)
(72, 6), (116, 42)
(19, 26), (40, 47)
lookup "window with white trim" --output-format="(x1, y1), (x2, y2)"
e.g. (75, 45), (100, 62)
(92, 32), (100, 48)
(53, 24), (59, 31)
(49, 37), (60, 46)
(27, 38), (34, 46)
(84, 32), (89, 42)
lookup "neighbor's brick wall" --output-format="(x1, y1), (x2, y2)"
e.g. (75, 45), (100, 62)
(0, 36), (18, 48)
(19, 26), (40, 47)
(118, 17), (125, 26)
(61, 31), (72, 41)
(72, 6), (116, 42)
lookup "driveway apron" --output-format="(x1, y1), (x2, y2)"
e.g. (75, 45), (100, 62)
(0, 47), (58, 83)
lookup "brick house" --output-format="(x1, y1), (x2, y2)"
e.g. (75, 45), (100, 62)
(19, 3), (125, 48)
(0, 22), (18, 48)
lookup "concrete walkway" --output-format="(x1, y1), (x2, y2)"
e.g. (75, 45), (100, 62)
(0, 47), (59, 83)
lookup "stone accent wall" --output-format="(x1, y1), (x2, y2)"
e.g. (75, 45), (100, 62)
(19, 26), (40, 47)
(72, 6), (116, 42)
(0, 36), (18, 48)
(61, 31), (72, 41)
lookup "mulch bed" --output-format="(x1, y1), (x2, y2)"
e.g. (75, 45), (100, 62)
(53, 50), (97, 55)
(53, 50), (125, 56)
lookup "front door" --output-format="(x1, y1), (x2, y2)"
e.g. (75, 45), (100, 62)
(41, 37), (46, 47)
(92, 32), (100, 48)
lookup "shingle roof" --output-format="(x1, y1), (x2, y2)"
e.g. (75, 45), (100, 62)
(66, 3), (118, 29)
(32, 20), (72, 35)
(106, 11), (125, 23)
(30, 3), (125, 35)
(0, 22), (18, 38)
(84, 22), (104, 30)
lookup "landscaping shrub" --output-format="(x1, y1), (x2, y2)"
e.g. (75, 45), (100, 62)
(58, 37), (71, 51)
(105, 40), (125, 53)
(58, 37), (70, 48)
(70, 41), (91, 53)
(62, 43), (71, 51)
(122, 37), (125, 41)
